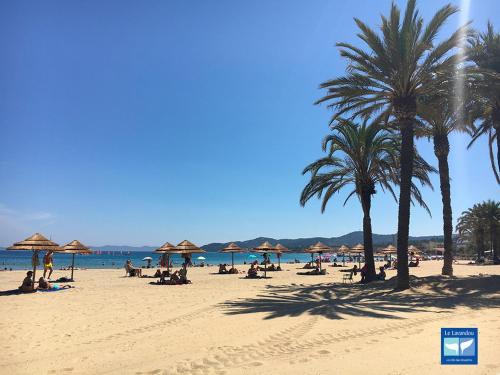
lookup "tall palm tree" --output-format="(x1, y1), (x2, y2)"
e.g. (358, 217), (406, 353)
(315, 0), (464, 289)
(300, 119), (435, 282)
(417, 81), (472, 276)
(467, 23), (500, 184)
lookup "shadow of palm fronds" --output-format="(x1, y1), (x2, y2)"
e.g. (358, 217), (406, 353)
(220, 275), (500, 320)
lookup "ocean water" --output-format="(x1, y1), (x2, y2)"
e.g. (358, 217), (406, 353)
(0, 250), (364, 270)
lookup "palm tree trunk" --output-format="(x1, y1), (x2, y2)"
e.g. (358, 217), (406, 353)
(395, 113), (414, 290)
(434, 133), (453, 276)
(493, 227), (499, 264)
(496, 128), (500, 178)
(361, 189), (376, 281)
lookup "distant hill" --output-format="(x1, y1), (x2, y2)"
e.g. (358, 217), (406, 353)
(200, 231), (446, 252)
(0, 232), (447, 253)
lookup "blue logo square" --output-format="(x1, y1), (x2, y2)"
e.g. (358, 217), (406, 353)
(441, 328), (478, 365)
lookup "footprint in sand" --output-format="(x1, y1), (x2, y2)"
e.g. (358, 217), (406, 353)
(318, 350), (330, 355)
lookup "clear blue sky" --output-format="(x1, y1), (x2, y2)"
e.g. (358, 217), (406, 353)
(0, 0), (498, 247)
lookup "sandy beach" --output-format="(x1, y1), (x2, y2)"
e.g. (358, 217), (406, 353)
(0, 260), (499, 375)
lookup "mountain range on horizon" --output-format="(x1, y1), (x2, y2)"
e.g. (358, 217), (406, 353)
(84, 231), (446, 253)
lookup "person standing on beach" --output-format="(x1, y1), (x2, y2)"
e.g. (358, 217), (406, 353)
(43, 250), (54, 279)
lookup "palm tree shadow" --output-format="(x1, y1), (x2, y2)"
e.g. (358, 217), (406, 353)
(221, 275), (500, 320)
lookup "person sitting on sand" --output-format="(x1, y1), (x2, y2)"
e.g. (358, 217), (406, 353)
(38, 277), (73, 290)
(19, 271), (35, 292)
(179, 266), (189, 284)
(268, 263), (276, 271)
(376, 266), (386, 280)
(218, 264), (229, 274)
(360, 264), (368, 283)
(247, 263), (258, 278)
(153, 269), (162, 278)
(408, 258), (420, 267)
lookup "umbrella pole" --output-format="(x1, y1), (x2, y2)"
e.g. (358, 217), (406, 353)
(319, 252), (322, 272)
(32, 250), (38, 290)
(278, 253), (281, 268)
(232, 252), (234, 269)
(264, 253), (267, 278)
(343, 253), (345, 267)
(71, 253), (75, 281)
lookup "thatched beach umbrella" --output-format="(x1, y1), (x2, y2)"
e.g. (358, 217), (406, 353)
(253, 241), (278, 278)
(350, 244), (364, 267)
(274, 243), (289, 269)
(304, 242), (332, 271)
(155, 242), (176, 272)
(62, 240), (92, 281)
(338, 245), (350, 266)
(220, 243), (244, 270)
(382, 244), (397, 263)
(408, 245), (421, 261)
(175, 240), (206, 265)
(7, 233), (62, 289)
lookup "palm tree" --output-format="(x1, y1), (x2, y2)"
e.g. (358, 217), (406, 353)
(457, 200), (500, 263)
(315, 0), (464, 289)
(417, 81), (472, 276)
(300, 119), (435, 282)
(457, 204), (485, 259)
(479, 200), (500, 263)
(467, 23), (500, 184)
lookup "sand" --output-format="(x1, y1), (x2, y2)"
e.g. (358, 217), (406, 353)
(0, 260), (499, 375)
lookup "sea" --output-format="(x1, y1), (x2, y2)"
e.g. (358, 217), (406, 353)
(0, 250), (367, 271)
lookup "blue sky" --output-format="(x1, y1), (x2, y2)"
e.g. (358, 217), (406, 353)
(0, 0), (498, 247)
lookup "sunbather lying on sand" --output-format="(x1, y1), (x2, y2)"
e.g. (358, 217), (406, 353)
(298, 266), (325, 275)
(38, 277), (73, 291)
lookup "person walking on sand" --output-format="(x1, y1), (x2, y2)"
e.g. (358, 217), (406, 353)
(43, 250), (54, 279)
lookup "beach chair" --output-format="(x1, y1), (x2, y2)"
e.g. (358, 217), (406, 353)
(342, 271), (354, 284)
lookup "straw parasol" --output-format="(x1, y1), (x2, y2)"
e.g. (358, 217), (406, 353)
(338, 245), (350, 266)
(408, 245), (421, 253)
(349, 244), (364, 267)
(220, 243), (245, 270)
(253, 241), (278, 278)
(7, 233), (62, 289)
(175, 240), (205, 254)
(304, 242), (332, 271)
(274, 243), (289, 269)
(61, 240), (92, 281)
(155, 242), (176, 272)
(175, 240), (206, 266)
(381, 244), (397, 260)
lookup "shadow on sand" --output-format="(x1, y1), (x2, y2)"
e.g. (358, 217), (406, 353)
(221, 275), (500, 320)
